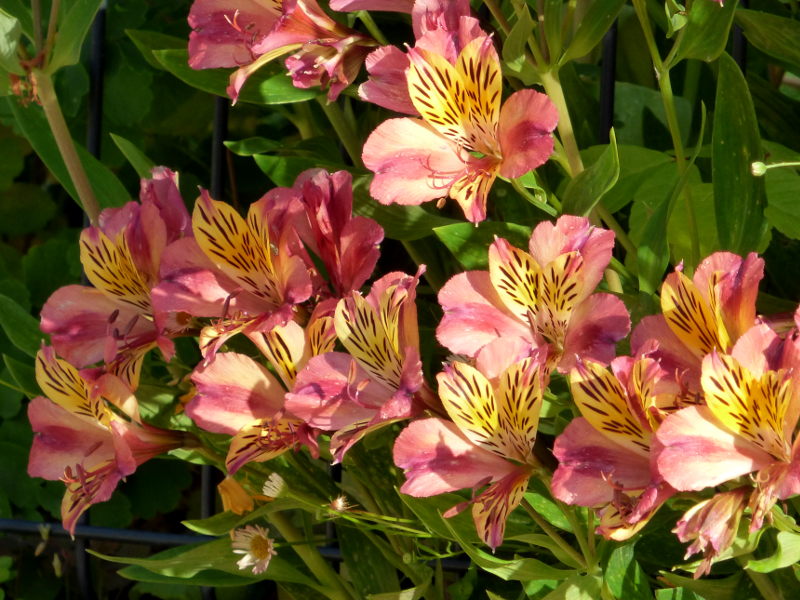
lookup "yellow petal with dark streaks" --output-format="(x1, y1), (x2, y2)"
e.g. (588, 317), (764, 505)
(701, 352), (791, 461)
(335, 293), (403, 390)
(472, 470), (529, 549)
(536, 251), (583, 347)
(454, 36), (502, 155)
(192, 194), (281, 306)
(570, 360), (651, 457)
(35, 349), (109, 426)
(495, 357), (543, 464)
(488, 239), (541, 325)
(226, 418), (297, 473)
(661, 270), (729, 358)
(80, 229), (151, 314)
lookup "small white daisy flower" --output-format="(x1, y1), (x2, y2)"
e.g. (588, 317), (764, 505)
(231, 525), (277, 575)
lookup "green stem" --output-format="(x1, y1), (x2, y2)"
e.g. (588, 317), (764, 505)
(736, 556), (784, 600)
(32, 0), (43, 53)
(595, 204), (636, 256)
(538, 69), (583, 178)
(43, 0), (61, 65)
(317, 98), (363, 168)
(270, 511), (356, 600)
(521, 498), (586, 570)
(510, 178), (558, 216)
(484, 0), (512, 34)
(358, 11), (388, 45)
(560, 503), (594, 571)
(35, 70), (101, 225)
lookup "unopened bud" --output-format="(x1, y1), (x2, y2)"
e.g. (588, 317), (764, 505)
(751, 161), (767, 177)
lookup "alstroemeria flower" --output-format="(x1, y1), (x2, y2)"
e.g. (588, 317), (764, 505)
(552, 356), (679, 540)
(437, 216), (630, 373)
(655, 322), (800, 531)
(189, 0), (375, 102)
(261, 169), (383, 297)
(363, 36), (558, 223)
(394, 356), (545, 549)
(41, 167), (191, 387)
(153, 190), (313, 359)
(674, 488), (749, 578)
(632, 252), (764, 391)
(27, 348), (183, 533)
(286, 269), (434, 461)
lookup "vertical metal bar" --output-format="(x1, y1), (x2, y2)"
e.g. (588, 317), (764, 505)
(732, 0), (748, 72)
(599, 21), (618, 145)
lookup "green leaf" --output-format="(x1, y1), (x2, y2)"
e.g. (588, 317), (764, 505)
(22, 236), (82, 309)
(668, 0), (738, 65)
(655, 589), (703, 600)
(588, 145), (672, 213)
(225, 137), (283, 156)
(182, 512), (242, 537)
(368, 586), (429, 600)
(524, 483), (572, 532)
(604, 543), (650, 600)
(3, 353), (38, 397)
(763, 144), (800, 240)
(126, 29), (187, 70)
(5, 98), (129, 209)
(0, 183), (57, 235)
(0, 367), (23, 417)
(559, 0), (626, 64)
(110, 133), (155, 179)
(539, 574), (602, 600)
(153, 49), (320, 105)
(735, 9), (800, 72)
(399, 492), (480, 544)
(659, 571), (742, 600)
(668, 182), (718, 263)
(712, 53), (768, 254)
(47, 0), (104, 74)
(1, 1), (32, 41)
(338, 527), (400, 596)
(0, 10), (23, 75)
(0, 293), (43, 357)
(543, 0), (564, 64)
(434, 222), (532, 270)
(502, 4), (538, 85)
(561, 129), (619, 216)
(746, 531), (800, 573)
(91, 539), (319, 588)
(613, 82), (692, 148)
(119, 564), (260, 587)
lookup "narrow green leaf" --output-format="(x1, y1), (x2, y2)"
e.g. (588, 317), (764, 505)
(659, 571), (742, 600)
(434, 222), (532, 270)
(543, 0), (564, 63)
(119, 564), (265, 587)
(110, 133), (155, 179)
(561, 129), (619, 216)
(399, 493), (480, 543)
(47, 0), (103, 74)
(0, 10), (23, 75)
(225, 137), (283, 156)
(668, 0), (738, 65)
(735, 9), (800, 72)
(712, 53), (768, 254)
(368, 586), (429, 600)
(5, 98), (129, 209)
(655, 589), (703, 600)
(338, 527), (400, 596)
(126, 29), (187, 70)
(746, 531), (800, 573)
(559, 0), (626, 64)
(539, 574), (602, 600)
(502, 4), (538, 85)
(3, 354), (38, 398)
(0, 294), (44, 357)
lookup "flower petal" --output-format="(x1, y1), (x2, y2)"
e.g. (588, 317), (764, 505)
(497, 89), (557, 179)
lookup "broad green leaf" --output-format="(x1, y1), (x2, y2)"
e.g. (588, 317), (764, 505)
(655, 589), (703, 600)
(0, 367), (23, 417)
(559, 0), (626, 64)
(126, 29), (187, 70)
(502, 4), (538, 85)
(505, 534), (583, 569)
(225, 137), (283, 156)
(659, 571), (742, 600)
(182, 512), (242, 537)
(668, 182), (718, 264)
(22, 236), (81, 309)
(668, 0), (738, 65)
(561, 129), (619, 216)
(735, 9), (800, 72)
(604, 543), (650, 600)
(399, 493), (480, 543)
(153, 49), (320, 105)
(524, 483), (572, 532)
(338, 527), (400, 596)
(539, 574), (602, 600)
(110, 133), (155, 179)
(443, 519), (575, 582)
(434, 222), (532, 270)
(1, 1), (32, 41)
(588, 145), (672, 213)
(0, 127), (28, 190)
(119, 565), (264, 587)
(3, 354), (37, 398)
(762, 141), (800, 240)
(712, 53), (768, 254)
(90, 538), (319, 588)
(0, 10), (23, 75)
(0, 294), (44, 357)
(5, 98), (129, 209)
(746, 531), (800, 573)
(0, 183), (57, 235)
(47, 0), (103, 74)
(613, 82), (692, 148)
(368, 586), (429, 600)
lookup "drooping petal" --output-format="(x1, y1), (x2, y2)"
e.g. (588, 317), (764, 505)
(497, 89), (557, 179)
(654, 405), (773, 491)
(359, 46), (416, 114)
(472, 468), (530, 549)
(561, 293), (631, 373)
(139, 166), (192, 241)
(226, 417), (303, 473)
(35, 348), (109, 426)
(188, 352), (287, 435)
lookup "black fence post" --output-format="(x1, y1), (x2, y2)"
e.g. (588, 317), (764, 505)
(599, 21), (618, 145)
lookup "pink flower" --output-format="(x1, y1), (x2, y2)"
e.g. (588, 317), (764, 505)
(654, 323), (800, 531)
(27, 348), (183, 533)
(286, 269), (434, 461)
(632, 252), (764, 391)
(188, 0), (375, 102)
(552, 356), (678, 540)
(363, 36), (558, 223)
(437, 216), (630, 373)
(40, 167), (190, 387)
(394, 356), (545, 549)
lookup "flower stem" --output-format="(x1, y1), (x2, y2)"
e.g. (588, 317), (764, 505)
(521, 498), (586, 570)
(484, 0), (512, 34)
(34, 69), (101, 226)
(539, 69), (583, 179)
(358, 11), (388, 46)
(317, 97), (363, 168)
(510, 178), (558, 216)
(269, 511), (356, 600)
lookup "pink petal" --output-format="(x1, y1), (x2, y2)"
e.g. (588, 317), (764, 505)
(139, 167), (192, 241)
(552, 418), (652, 507)
(188, 352), (287, 435)
(561, 293), (631, 373)
(437, 271), (529, 357)
(497, 90), (557, 179)
(363, 118), (465, 207)
(330, 0), (414, 11)
(730, 322), (783, 376)
(359, 46), (417, 114)
(654, 405), (773, 491)
(394, 418), (517, 497)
